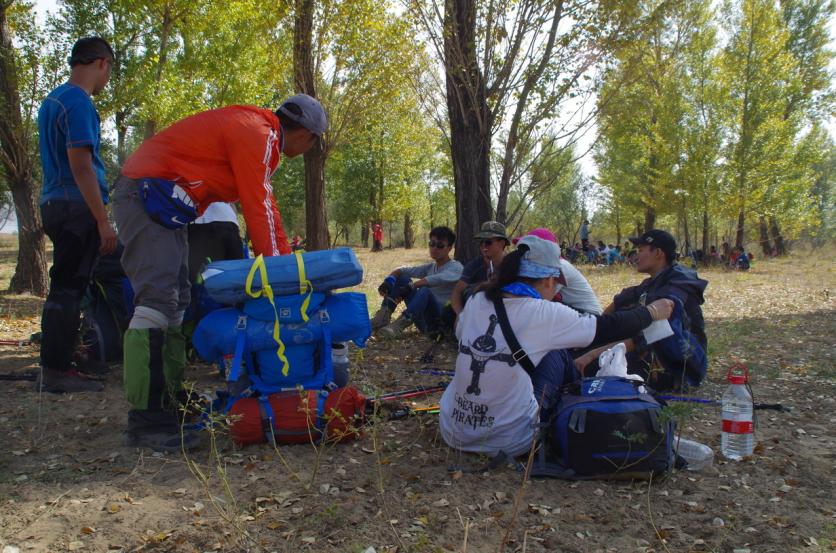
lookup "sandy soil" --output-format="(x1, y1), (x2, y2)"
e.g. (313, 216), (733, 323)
(0, 248), (834, 553)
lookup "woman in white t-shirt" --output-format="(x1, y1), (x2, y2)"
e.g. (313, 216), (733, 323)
(439, 235), (673, 457)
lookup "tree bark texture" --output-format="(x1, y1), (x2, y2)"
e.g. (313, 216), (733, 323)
(768, 216), (785, 255)
(758, 215), (772, 256)
(404, 212), (414, 249)
(444, 0), (492, 262)
(735, 209), (745, 249)
(361, 223), (369, 249)
(294, 0), (329, 251)
(644, 207), (656, 233)
(0, 1), (47, 295)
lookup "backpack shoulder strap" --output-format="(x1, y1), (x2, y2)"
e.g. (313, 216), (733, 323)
(491, 296), (536, 376)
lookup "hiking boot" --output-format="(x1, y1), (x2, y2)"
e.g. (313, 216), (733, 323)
(370, 305), (393, 330)
(36, 367), (104, 393)
(379, 315), (412, 339)
(75, 357), (110, 379)
(124, 409), (201, 453)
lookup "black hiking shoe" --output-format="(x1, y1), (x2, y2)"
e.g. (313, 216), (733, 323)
(124, 409), (201, 453)
(36, 368), (104, 393)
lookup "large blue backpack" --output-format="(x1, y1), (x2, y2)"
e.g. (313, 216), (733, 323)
(532, 377), (674, 480)
(192, 290), (370, 443)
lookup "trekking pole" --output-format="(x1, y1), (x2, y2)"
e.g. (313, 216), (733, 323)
(0, 371), (37, 381)
(0, 339), (32, 347)
(388, 404), (440, 421)
(368, 383), (448, 404)
(417, 368), (454, 377)
(659, 395), (792, 412)
(366, 385), (447, 419)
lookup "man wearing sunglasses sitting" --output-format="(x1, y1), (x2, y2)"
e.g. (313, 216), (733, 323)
(451, 221), (510, 316)
(372, 226), (463, 338)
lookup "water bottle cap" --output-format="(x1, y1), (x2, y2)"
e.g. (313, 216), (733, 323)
(726, 362), (749, 384)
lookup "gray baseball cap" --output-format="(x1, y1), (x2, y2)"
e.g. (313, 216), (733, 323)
(277, 94), (328, 137)
(517, 235), (562, 279)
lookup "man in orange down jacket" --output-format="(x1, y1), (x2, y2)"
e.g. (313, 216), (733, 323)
(112, 95), (327, 451)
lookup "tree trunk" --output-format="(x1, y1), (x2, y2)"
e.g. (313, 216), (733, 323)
(682, 211), (691, 253)
(613, 199), (621, 247)
(361, 223), (369, 248)
(735, 209), (745, 249)
(8, 174), (47, 295)
(144, 4), (172, 139)
(116, 111), (128, 164)
(444, 0), (492, 262)
(757, 215), (772, 257)
(404, 211), (414, 249)
(294, 0), (329, 251)
(701, 208), (709, 257)
(0, 1), (47, 295)
(427, 183), (434, 230)
(768, 216), (785, 255)
(644, 207), (656, 232)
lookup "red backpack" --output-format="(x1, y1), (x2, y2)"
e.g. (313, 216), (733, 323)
(228, 387), (366, 446)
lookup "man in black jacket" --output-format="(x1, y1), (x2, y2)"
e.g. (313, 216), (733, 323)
(575, 229), (708, 390)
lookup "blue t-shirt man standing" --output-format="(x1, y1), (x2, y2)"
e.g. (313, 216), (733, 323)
(37, 36), (116, 394)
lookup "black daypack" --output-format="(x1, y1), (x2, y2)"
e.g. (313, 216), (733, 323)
(81, 250), (133, 363)
(531, 377), (675, 480)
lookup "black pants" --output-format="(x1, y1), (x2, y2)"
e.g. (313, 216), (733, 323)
(187, 222), (243, 282)
(40, 200), (100, 371)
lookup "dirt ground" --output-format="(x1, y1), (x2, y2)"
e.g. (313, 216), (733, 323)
(0, 244), (834, 553)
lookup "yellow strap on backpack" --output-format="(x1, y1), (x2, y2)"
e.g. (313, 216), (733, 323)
(294, 250), (313, 323)
(245, 255), (290, 376)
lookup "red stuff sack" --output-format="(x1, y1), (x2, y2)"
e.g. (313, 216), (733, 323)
(228, 387), (366, 446)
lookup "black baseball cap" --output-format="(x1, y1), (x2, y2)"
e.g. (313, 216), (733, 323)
(629, 229), (677, 259)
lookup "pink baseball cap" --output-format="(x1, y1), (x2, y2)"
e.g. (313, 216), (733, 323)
(527, 227), (556, 243)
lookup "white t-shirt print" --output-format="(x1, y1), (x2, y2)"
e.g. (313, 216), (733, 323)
(439, 292), (596, 456)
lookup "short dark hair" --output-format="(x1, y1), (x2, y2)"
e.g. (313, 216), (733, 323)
(429, 226), (456, 247)
(275, 102), (304, 131)
(69, 36), (114, 67)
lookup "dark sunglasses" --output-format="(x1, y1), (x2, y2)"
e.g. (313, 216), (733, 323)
(428, 240), (449, 249)
(481, 239), (499, 247)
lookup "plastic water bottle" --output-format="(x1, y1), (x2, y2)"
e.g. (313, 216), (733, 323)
(674, 436), (714, 471)
(721, 364), (754, 460)
(331, 342), (350, 388)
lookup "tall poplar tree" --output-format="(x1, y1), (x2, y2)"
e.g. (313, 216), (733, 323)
(721, 0), (797, 248)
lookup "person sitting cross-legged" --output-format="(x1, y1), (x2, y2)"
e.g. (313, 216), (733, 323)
(450, 221), (510, 317)
(574, 229), (708, 391)
(439, 235), (674, 457)
(372, 226), (463, 338)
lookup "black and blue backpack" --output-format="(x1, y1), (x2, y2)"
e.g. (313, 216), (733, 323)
(532, 376), (675, 480)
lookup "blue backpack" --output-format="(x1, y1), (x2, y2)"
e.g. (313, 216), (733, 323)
(532, 377), (674, 480)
